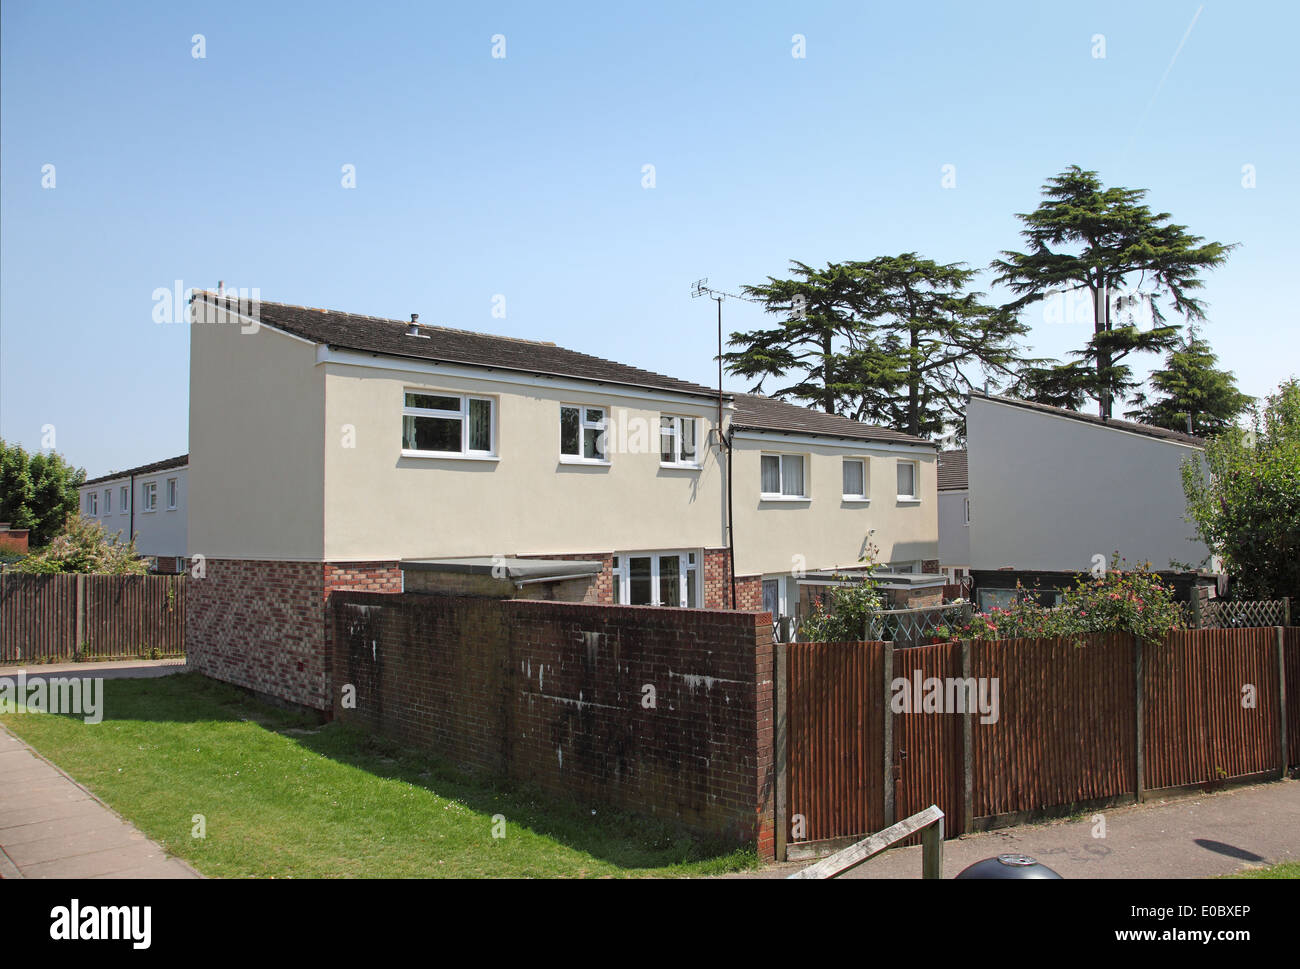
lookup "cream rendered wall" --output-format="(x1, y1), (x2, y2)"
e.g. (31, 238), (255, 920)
(966, 395), (1211, 572)
(728, 433), (938, 578)
(321, 355), (728, 561)
(188, 308), (326, 560)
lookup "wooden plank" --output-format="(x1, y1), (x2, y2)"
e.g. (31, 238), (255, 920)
(787, 804), (944, 880)
(882, 642), (894, 827)
(1279, 626), (1289, 779)
(1134, 635), (1145, 802)
(921, 814), (945, 879)
(961, 639), (973, 836)
(775, 639), (788, 862)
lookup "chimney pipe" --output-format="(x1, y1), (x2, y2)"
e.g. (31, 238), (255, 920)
(406, 314), (421, 336)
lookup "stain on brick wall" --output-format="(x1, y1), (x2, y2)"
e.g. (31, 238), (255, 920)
(331, 594), (775, 856)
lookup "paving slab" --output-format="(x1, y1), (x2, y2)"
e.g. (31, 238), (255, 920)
(746, 778), (1300, 879)
(0, 724), (199, 879)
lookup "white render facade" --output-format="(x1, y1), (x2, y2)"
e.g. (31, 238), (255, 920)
(78, 457), (188, 569)
(966, 393), (1213, 574)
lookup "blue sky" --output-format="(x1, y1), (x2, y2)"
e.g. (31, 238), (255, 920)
(2, 0), (1296, 476)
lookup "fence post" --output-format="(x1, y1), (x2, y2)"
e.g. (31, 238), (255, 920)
(882, 641), (895, 827)
(1134, 634), (1145, 803)
(774, 639), (789, 862)
(1190, 589), (1202, 630)
(921, 815), (945, 879)
(961, 639), (973, 836)
(74, 574), (86, 656)
(1278, 626), (1289, 779)
(1284, 597), (1291, 629)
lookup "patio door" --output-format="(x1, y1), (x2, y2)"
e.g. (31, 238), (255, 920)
(613, 552), (698, 607)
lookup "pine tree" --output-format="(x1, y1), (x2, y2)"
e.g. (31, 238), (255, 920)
(993, 166), (1235, 419)
(1126, 328), (1253, 437)
(725, 254), (1028, 438)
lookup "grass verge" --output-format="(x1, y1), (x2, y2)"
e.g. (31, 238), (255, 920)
(0, 673), (757, 878)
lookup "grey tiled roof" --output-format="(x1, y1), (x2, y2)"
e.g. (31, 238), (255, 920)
(731, 394), (931, 446)
(192, 291), (721, 399)
(937, 449), (968, 490)
(83, 454), (188, 487)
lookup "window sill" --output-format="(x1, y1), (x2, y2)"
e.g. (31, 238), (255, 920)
(760, 495), (811, 503)
(842, 497), (870, 504)
(401, 449), (500, 462)
(896, 497), (921, 504)
(660, 462), (702, 471)
(559, 456), (611, 466)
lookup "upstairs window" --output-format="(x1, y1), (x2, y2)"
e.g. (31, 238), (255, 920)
(660, 416), (698, 466)
(402, 391), (494, 456)
(761, 453), (805, 498)
(142, 481), (158, 512)
(119, 485), (129, 513)
(104, 489), (112, 514)
(166, 478), (179, 510)
(86, 492), (98, 515)
(560, 405), (606, 461)
(842, 458), (867, 499)
(897, 460), (918, 500)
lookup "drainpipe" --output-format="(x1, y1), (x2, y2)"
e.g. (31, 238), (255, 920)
(715, 295), (738, 610)
(128, 473), (135, 547)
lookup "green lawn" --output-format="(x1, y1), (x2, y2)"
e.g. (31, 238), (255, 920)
(0, 673), (756, 878)
(1224, 861), (1300, 879)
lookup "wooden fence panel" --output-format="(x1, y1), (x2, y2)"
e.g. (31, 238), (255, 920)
(0, 572), (184, 662)
(1287, 627), (1300, 769)
(1144, 628), (1280, 789)
(891, 640), (965, 838)
(971, 634), (1136, 819)
(786, 641), (886, 845)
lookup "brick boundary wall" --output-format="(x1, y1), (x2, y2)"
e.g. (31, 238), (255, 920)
(331, 593), (776, 857)
(187, 559), (404, 712)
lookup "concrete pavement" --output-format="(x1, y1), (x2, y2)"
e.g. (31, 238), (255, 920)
(753, 779), (1300, 878)
(0, 658), (186, 680)
(0, 724), (200, 879)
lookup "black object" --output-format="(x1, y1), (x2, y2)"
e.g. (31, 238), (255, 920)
(955, 854), (1063, 879)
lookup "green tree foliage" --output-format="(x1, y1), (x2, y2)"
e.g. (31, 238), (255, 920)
(0, 440), (86, 546)
(14, 514), (148, 574)
(993, 166), (1235, 419)
(1125, 327), (1253, 437)
(1181, 380), (1300, 600)
(725, 254), (1028, 438)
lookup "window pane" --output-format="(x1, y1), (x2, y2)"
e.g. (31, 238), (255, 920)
(629, 557), (652, 605)
(660, 417), (677, 463)
(897, 461), (915, 496)
(584, 407), (604, 425)
(685, 566), (697, 608)
(406, 392), (460, 411)
(680, 419), (696, 461)
(658, 555), (681, 607)
(403, 414), (461, 452)
(843, 459), (864, 496)
(612, 572), (621, 604)
(560, 407), (579, 455)
(468, 399), (492, 451)
(584, 427), (604, 460)
(761, 455), (780, 494)
(781, 455), (804, 496)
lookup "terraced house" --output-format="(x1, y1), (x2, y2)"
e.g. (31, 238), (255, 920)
(186, 291), (937, 709)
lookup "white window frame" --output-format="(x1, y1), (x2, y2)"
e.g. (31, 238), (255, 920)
(842, 457), (868, 502)
(401, 390), (497, 459)
(120, 485), (129, 514)
(896, 459), (920, 502)
(611, 551), (700, 608)
(103, 489), (111, 514)
(659, 415), (701, 468)
(141, 481), (158, 513)
(86, 491), (98, 516)
(559, 404), (609, 464)
(964, 496), (970, 525)
(760, 452), (809, 500)
(166, 477), (178, 510)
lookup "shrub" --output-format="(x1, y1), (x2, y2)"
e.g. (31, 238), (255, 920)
(13, 514), (148, 575)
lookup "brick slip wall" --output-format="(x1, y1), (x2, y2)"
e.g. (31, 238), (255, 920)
(187, 559), (331, 710)
(331, 593), (776, 856)
(187, 559), (404, 712)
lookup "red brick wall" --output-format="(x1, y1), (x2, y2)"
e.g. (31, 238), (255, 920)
(186, 559), (330, 710)
(331, 593), (776, 856)
(324, 561), (403, 594)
